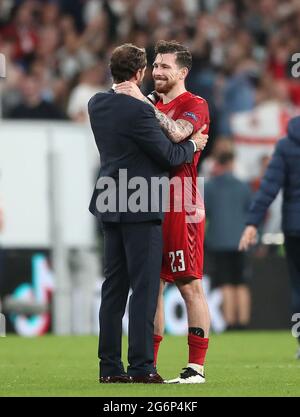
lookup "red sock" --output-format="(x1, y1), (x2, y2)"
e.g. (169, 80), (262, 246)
(188, 333), (209, 366)
(153, 335), (163, 367)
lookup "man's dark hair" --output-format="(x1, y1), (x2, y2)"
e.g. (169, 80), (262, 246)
(154, 40), (192, 71)
(110, 43), (147, 83)
(216, 151), (235, 166)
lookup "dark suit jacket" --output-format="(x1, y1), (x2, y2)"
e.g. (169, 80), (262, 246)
(88, 90), (195, 223)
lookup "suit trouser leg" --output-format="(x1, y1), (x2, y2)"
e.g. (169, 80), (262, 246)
(122, 222), (163, 376)
(99, 222), (130, 377)
(285, 235), (300, 343)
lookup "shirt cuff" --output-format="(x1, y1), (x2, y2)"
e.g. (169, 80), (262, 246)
(188, 139), (197, 152)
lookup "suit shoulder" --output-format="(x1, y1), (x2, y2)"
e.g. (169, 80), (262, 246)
(112, 93), (152, 111)
(121, 94), (153, 109)
(88, 92), (106, 110)
(119, 96), (155, 118)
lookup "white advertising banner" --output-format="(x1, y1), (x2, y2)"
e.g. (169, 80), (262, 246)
(0, 121), (98, 248)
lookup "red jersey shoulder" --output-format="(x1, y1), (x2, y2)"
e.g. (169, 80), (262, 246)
(182, 93), (209, 112)
(178, 93), (210, 130)
(187, 92), (206, 103)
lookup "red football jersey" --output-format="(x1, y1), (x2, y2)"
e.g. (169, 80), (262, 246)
(156, 91), (210, 281)
(156, 91), (210, 214)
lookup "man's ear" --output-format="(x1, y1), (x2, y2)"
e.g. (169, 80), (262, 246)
(135, 68), (142, 81)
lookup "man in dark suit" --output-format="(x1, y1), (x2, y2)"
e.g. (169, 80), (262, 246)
(88, 44), (207, 383)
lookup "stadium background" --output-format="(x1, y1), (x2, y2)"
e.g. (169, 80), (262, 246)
(0, 0), (299, 338)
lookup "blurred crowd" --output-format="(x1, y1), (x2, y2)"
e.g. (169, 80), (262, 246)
(0, 0), (299, 137)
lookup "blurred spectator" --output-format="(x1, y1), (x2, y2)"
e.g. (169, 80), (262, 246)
(56, 30), (95, 82)
(7, 74), (68, 119)
(218, 58), (258, 135)
(59, 0), (85, 32)
(200, 136), (244, 178)
(80, 14), (109, 57)
(0, 1), (39, 62)
(205, 150), (252, 330)
(67, 62), (107, 123)
(0, 0), (14, 26)
(0, 39), (24, 117)
(0, 0), (298, 129)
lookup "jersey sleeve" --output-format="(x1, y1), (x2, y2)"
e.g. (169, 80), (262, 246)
(176, 97), (210, 135)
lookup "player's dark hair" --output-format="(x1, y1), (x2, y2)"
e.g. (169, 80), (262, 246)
(154, 40), (192, 71)
(110, 43), (147, 83)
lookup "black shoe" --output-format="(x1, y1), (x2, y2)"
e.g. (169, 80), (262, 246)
(130, 373), (164, 384)
(99, 374), (132, 383)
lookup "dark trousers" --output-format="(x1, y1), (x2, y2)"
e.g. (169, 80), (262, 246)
(99, 221), (162, 377)
(285, 235), (300, 343)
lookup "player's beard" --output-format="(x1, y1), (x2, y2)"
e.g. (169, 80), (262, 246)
(154, 77), (177, 94)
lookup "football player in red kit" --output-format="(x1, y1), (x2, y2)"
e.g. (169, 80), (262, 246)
(115, 40), (210, 384)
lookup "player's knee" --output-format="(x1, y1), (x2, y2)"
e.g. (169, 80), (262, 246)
(179, 284), (195, 304)
(179, 280), (204, 303)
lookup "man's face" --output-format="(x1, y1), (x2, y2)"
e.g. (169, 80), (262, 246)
(152, 53), (184, 94)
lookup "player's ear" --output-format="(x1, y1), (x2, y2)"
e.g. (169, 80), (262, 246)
(180, 67), (189, 80)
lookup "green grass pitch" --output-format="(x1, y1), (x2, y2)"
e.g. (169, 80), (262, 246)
(1, 331), (300, 397)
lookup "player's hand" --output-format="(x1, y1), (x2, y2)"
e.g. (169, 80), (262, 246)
(191, 124), (208, 151)
(115, 81), (145, 101)
(239, 226), (257, 251)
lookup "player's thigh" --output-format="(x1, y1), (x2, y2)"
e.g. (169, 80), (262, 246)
(162, 212), (204, 279)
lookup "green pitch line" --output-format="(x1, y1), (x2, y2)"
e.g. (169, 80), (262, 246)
(0, 332), (300, 397)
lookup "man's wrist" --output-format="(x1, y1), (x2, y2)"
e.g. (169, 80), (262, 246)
(189, 139), (197, 152)
(143, 97), (155, 108)
(147, 91), (160, 105)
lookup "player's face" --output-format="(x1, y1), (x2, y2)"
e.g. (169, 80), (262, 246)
(152, 53), (184, 94)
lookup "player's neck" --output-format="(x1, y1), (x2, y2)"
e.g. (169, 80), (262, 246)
(162, 84), (187, 104)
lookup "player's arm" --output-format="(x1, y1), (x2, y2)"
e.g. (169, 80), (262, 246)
(152, 113), (194, 143)
(115, 81), (196, 143)
(131, 103), (196, 169)
(239, 142), (287, 251)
